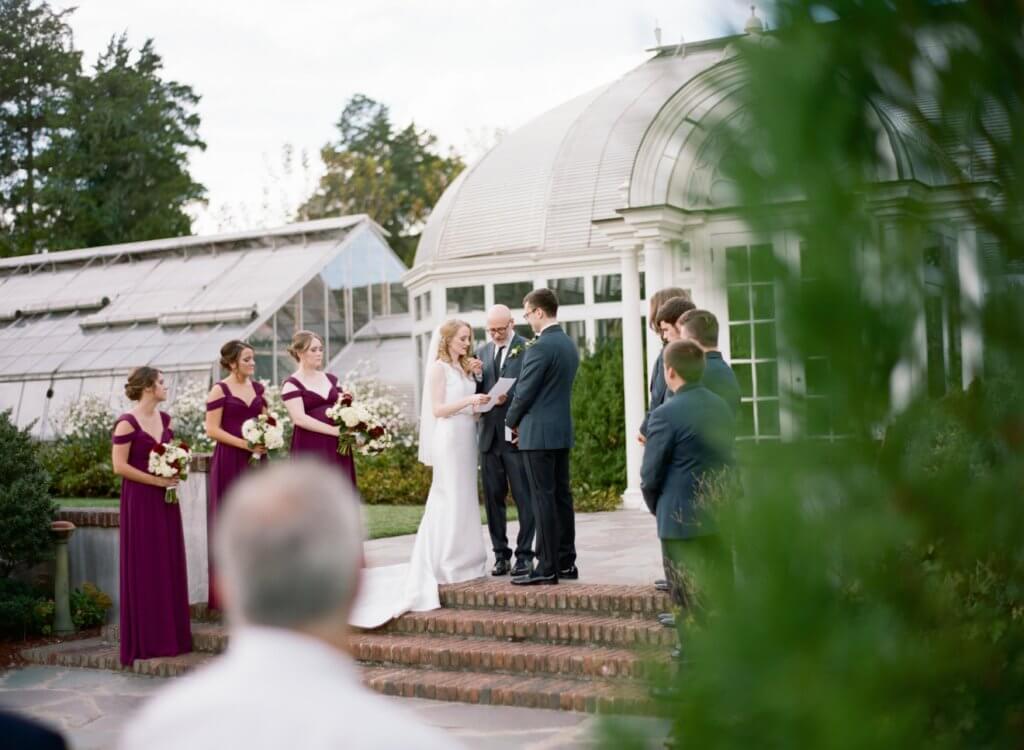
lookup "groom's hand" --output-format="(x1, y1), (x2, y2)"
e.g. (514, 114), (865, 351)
(510, 427), (519, 445)
(496, 393), (508, 405)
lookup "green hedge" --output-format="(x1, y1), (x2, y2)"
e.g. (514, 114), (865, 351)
(0, 410), (58, 578)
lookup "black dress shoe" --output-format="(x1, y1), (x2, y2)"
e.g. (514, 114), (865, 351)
(655, 579), (670, 592)
(670, 646), (684, 662)
(658, 613), (676, 627)
(491, 559), (511, 576)
(558, 565), (579, 580)
(511, 571), (558, 586)
(510, 559), (533, 577)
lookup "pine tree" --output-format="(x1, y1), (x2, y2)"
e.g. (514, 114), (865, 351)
(40, 35), (206, 249)
(0, 0), (79, 256)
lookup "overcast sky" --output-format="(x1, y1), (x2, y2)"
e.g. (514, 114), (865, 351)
(58, 1), (758, 233)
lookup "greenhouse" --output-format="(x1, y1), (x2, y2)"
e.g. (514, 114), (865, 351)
(0, 215), (412, 438)
(408, 18), (1000, 506)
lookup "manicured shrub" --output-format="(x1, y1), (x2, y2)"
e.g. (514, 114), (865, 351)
(70, 582), (113, 629)
(571, 338), (626, 500)
(0, 410), (57, 577)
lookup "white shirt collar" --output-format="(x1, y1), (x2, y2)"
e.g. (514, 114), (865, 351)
(228, 625), (359, 681)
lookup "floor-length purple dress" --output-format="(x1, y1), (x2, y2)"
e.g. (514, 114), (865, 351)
(112, 412), (192, 666)
(282, 372), (357, 487)
(205, 380), (266, 611)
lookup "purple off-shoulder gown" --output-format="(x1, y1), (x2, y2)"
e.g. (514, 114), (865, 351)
(205, 380), (266, 611)
(112, 412), (192, 666)
(282, 373), (357, 487)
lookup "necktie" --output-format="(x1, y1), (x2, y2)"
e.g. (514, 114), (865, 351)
(494, 346), (505, 373)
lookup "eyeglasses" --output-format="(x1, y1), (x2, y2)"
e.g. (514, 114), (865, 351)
(523, 308), (537, 320)
(486, 322), (512, 335)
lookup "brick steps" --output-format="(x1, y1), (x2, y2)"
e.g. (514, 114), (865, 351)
(24, 580), (675, 714)
(20, 639), (651, 715)
(188, 623), (663, 680)
(381, 608), (675, 647)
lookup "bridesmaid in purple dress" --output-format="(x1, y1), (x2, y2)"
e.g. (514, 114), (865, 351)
(204, 340), (267, 611)
(280, 330), (357, 486)
(111, 367), (192, 666)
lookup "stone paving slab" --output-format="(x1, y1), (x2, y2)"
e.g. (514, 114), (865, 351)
(363, 508), (664, 586)
(0, 666), (670, 749)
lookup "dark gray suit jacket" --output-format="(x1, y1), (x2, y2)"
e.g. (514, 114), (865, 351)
(640, 382), (735, 539)
(505, 325), (579, 450)
(703, 351), (741, 418)
(476, 334), (528, 452)
(640, 348), (667, 437)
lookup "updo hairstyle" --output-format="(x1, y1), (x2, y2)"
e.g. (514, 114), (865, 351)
(220, 340), (254, 372)
(124, 367), (161, 401)
(287, 330), (324, 363)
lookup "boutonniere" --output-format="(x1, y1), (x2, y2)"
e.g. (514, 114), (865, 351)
(506, 343), (524, 359)
(525, 336), (540, 349)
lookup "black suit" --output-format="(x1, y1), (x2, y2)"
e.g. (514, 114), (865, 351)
(506, 324), (580, 578)
(476, 334), (535, 564)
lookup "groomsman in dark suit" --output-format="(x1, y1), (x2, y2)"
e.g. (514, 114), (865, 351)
(641, 341), (735, 650)
(506, 288), (580, 585)
(476, 304), (535, 577)
(677, 309), (742, 417)
(640, 296), (697, 438)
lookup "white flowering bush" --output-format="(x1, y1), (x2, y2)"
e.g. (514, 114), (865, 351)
(41, 395), (121, 498)
(168, 378), (214, 453)
(56, 394), (117, 440)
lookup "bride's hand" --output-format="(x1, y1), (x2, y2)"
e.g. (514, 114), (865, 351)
(466, 394), (490, 409)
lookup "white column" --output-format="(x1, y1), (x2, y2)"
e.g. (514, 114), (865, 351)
(619, 245), (645, 509)
(957, 224), (985, 386)
(642, 236), (670, 379)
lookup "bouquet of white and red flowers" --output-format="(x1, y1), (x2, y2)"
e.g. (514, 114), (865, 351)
(148, 440), (192, 504)
(241, 412), (285, 465)
(325, 391), (392, 456)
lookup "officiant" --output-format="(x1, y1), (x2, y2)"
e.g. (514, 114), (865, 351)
(475, 304), (536, 577)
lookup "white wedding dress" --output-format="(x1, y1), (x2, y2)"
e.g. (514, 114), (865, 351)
(349, 361), (487, 628)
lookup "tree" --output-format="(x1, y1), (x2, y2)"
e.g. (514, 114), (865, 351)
(39, 35), (206, 250)
(600, 2), (1024, 747)
(0, 410), (57, 578)
(0, 0), (79, 256)
(300, 94), (465, 266)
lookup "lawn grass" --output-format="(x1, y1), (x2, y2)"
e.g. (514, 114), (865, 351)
(54, 498), (519, 540)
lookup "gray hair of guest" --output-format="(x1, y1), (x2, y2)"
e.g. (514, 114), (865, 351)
(214, 460), (365, 628)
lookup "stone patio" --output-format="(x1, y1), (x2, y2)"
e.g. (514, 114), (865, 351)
(2, 507), (672, 749)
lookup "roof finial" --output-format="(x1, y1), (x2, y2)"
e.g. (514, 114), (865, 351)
(654, 19), (662, 46)
(744, 4), (765, 34)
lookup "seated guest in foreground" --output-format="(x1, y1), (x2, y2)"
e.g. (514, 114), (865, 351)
(120, 460), (461, 750)
(111, 367), (192, 667)
(677, 309), (741, 417)
(640, 341), (735, 655)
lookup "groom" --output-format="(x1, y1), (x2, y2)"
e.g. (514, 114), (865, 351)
(506, 288), (580, 585)
(476, 304), (535, 577)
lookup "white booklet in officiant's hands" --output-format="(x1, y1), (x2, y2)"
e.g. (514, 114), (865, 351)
(476, 377), (516, 413)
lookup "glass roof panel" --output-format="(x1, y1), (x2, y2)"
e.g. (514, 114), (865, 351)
(0, 380), (24, 419)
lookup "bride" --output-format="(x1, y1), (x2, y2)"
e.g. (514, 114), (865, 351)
(349, 319), (490, 628)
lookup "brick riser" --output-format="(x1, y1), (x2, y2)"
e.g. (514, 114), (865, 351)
(189, 626), (664, 681)
(190, 582), (674, 623)
(382, 609), (674, 647)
